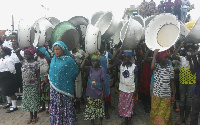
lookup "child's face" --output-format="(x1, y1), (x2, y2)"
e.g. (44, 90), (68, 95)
(159, 56), (169, 65)
(123, 54), (131, 64)
(186, 48), (194, 55)
(54, 46), (64, 57)
(24, 51), (34, 61)
(91, 59), (100, 68)
(36, 50), (44, 57)
(12, 42), (18, 50)
(0, 49), (4, 57)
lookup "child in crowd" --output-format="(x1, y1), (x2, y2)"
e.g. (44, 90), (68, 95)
(0, 47), (17, 113)
(99, 43), (113, 119)
(36, 46), (51, 114)
(81, 54), (106, 125)
(15, 47), (41, 124)
(190, 49), (200, 125)
(173, 43), (196, 125)
(72, 47), (85, 114)
(11, 41), (24, 99)
(140, 48), (152, 113)
(118, 51), (138, 125)
(150, 49), (175, 125)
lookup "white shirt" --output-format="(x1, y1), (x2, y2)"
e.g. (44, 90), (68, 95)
(74, 49), (85, 64)
(37, 57), (49, 77)
(119, 63), (136, 93)
(0, 55), (16, 74)
(182, 0), (190, 9)
(10, 50), (24, 64)
(179, 56), (190, 68)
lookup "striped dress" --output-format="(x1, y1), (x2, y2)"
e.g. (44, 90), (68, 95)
(150, 63), (174, 125)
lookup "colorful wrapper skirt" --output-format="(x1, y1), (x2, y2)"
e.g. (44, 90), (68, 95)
(21, 84), (41, 112)
(118, 90), (134, 117)
(40, 76), (50, 102)
(150, 95), (172, 125)
(49, 86), (75, 125)
(84, 97), (105, 120)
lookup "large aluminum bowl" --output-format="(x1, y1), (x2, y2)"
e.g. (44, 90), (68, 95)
(51, 21), (79, 51)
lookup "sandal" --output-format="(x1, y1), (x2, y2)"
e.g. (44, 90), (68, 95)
(175, 119), (185, 125)
(27, 119), (32, 124)
(32, 117), (39, 124)
(46, 109), (49, 114)
(38, 108), (46, 113)
(185, 119), (190, 125)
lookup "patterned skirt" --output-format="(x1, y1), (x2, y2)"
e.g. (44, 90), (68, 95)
(40, 76), (50, 102)
(49, 86), (75, 125)
(84, 97), (105, 120)
(150, 95), (172, 125)
(21, 85), (41, 112)
(118, 90), (134, 117)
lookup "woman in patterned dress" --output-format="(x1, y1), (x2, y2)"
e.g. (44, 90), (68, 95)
(118, 51), (138, 125)
(48, 41), (79, 125)
(15, 47), (41, 124)
(81, 54), (106, 125)
(150, 49), (175, 125)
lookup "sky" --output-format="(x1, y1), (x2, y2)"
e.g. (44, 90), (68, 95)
(1, 0), (200, 30)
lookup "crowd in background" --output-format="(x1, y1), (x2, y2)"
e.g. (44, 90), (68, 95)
(139, 0), (192, 24)
(0, 13), (200, 125)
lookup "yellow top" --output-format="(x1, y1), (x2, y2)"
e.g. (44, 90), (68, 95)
(179, 67), (196, 84)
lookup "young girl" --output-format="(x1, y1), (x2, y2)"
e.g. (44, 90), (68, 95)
(36, 46), (51, 114)
(173, 43), (196, 125)
(190, 49), (200, 125)
(15, 47), (41, 124)
(118, 51), (138, 125)
(81, 54), (106, 125)
(0, 47), (17, 113)
(150, 49), (175, 125)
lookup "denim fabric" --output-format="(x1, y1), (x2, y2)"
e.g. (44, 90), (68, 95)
(181, 8), (188, 23)
(179, 84), (195, 106)
(174, 7), (181, 20)
(190, 94), (200, 125)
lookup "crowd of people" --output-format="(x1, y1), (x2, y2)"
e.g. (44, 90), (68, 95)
(0, 24), (200, 125)
(139, 0), (192, 24)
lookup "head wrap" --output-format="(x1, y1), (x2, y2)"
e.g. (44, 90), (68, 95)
(37, 46), (50, 58)
(52, 41), (70, 56)
(24, 48), (35, 55)
(124, 50), (133, 58)
(49, 41), (79, 97)
(156, 50), (170, 59)
(91, 54), (101, 60)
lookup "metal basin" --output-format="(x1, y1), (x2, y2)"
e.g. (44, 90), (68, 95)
(145, 13), (180, 52)
(185, 17), (200, 43)
(85, 24), (101, 54)
(18, 19), (32, 49)
(51, 21), (79, 51)
(120, 18), (143, 50)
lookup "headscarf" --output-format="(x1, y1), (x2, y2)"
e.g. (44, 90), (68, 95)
(49, 41), (79, 97)
(124, 50), (133, 58)
(24, 48), (35, 55)
(91, 54), (101, 60)
(37, 46), (50, 58)
(156, 50), (170, 59)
